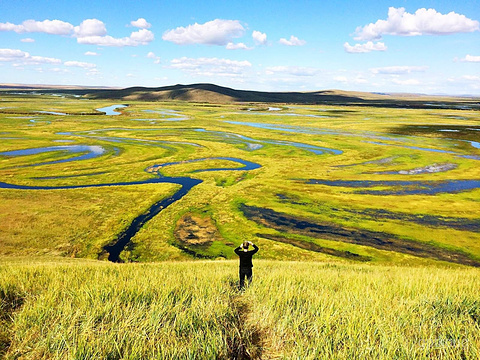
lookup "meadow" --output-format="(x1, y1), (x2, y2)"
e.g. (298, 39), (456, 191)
(1, 259), (480, 359)
(0, 92), (479, 358)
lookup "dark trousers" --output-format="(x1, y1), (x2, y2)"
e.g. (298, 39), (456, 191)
(239, 267), (253, 289)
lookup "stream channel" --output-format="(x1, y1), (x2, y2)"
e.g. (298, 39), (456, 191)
(0, 149), (261, 261)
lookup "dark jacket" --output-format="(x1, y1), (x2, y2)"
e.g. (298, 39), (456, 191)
(234, 244), (259, 268)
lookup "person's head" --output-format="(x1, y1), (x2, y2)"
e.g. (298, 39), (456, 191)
(242, 241), (249, 249)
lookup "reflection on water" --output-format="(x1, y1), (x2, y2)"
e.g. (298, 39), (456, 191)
(142, 109), (188, 121)
(0, 151), (261, 262)
(217, 125), (342, 154)
(0, 145), (106, 167)
(37, 111), (67, 115)
(96, 104), (127, 115)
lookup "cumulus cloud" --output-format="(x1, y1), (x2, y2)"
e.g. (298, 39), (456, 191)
(0, 18), (154, 47)
(279, 35), (306, 46)
(265, 66), (319, 76)
(77, 28), (154, 46)
(64, 60), (96, 69)
(460, 54), (480, 62)
(0, 19), (74, 35)
(162, 19), (245, 45)
(0, 48), (61, 64)
(21, 38), (35, 43)
(344, 41), (387, 53)
(169, 56), (251, 77)
(355, 7), (480, 41)
(74, 19), (107, 37)
(130, 18), (151, 29)
(147, 51), (161, 63)
(84, 51), (99, 56)
(226, 42), (251, 50)
(370, 66), (428, 74)
(252, 30), (267, 45)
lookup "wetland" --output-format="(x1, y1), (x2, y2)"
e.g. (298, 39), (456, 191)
(0, 92), (479, 265)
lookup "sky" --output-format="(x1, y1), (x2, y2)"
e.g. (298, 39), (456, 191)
(0, 0), (479, 95)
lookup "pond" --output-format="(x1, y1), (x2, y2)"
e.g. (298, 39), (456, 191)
(0, 145), (106, 167)
(96, 104), (128, 115)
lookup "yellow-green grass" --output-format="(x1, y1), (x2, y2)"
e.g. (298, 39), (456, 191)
(1, 259), (479, 359)
(0, 94), (479, 264)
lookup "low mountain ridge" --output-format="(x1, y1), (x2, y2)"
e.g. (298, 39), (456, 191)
(86, 83), (479, 109)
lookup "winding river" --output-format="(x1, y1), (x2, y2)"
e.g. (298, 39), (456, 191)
(0, 144), (261, 262)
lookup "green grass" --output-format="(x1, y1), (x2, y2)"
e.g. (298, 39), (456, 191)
(0, 93), (479, 264)
(1, 259), (479, 359)
(0, 93), (480, 358)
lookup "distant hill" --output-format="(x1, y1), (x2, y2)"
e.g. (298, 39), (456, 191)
(2, 83), (478, 109)
(86, 83), (480, 109)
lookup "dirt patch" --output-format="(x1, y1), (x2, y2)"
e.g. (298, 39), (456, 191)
(174, 213), (223, 246)
(241, 204), (480, 267)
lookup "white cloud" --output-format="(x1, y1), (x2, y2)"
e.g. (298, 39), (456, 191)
(74, 19), (107, 37)
(147, 51), (161, 63)
(84, 51), (99, 56)
(460, 54), (480, 62)
(462, 75), (480, 81)
(169, 56), (251, 77)
(392, 78), (420, 85)
(344, 41), (387, 53)
(333, 75), (368, 84)
(0, 18), (154, 48)
(265, 66), (319, 76)
(0, 19), (74, 35)
(355, 7), (480, 41)
(252, 30), (267, 45)
(0, 48), (61, 64)
(21, 38), (35, 43)
(279, 35), (306, 46)
(77, 29), (154, 46)
(334, 76), (348, 83)
(64, 61), (96, 69)
(226, 42), (251, 50)
(130, 18), (151, 29)
(370, 66), (428, 74)
(162, 19), (245, 45)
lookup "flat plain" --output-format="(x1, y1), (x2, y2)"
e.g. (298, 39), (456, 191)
(1, 91), (479, 358)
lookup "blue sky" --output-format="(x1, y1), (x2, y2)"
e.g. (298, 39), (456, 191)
(1, 0), (479, 94)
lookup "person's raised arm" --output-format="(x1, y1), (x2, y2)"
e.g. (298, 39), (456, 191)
(234, 244), (243, 255)
(251, 242), (259, 254)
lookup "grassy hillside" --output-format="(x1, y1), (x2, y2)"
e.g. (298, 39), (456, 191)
(85, 83), (480, 109)
(1, 258), (479, 359)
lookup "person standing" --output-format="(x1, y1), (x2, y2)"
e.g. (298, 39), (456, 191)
(234, 241), (259, 290)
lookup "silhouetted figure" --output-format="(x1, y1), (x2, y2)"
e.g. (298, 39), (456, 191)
(234, 241), (259, 290)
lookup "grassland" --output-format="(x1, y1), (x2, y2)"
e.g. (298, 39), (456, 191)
(1, 259), (480, 359)
(0, 92), (479, 265)
(0, 91), (479, 358)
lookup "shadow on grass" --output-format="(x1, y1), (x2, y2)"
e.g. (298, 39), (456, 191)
(241, 204), (480, 267)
